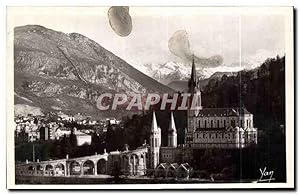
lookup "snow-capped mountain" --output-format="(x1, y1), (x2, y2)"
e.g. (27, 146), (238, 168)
(136, 61), (246, 85)
(136, 62), (207, 85)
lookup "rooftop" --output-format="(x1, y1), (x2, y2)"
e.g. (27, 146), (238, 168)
(197, 107), (251, 117)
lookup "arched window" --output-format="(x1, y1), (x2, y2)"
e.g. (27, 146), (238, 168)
(155, 138), (157, 147)
(224, 120), (226, 127)
(217, 120), (219, 128)
(211, 120), (213, 128)
(198, 120), (200, 128)
(204, 120), (207, 128)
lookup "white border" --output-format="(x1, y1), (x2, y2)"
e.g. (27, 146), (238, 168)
(5, 5), (294, 190)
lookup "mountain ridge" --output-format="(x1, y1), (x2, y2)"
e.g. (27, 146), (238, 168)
(14, 25), (173, 118)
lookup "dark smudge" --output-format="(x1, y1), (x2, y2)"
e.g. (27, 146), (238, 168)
(107, 6), (132, 37)
(168, 30), (223, 67)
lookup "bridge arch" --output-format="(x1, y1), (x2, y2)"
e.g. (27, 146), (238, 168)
(130, 153), (139, 163)
(97, 158), (107, 175)
(27, 165), (34, 175)
(123, 155), (129, 165)
(129, 153), (139, 175)
(45, 164), (54, 176)
(55, 163), (65, 176)
(28, 165), (34, 170)
(69, 161), (81, 176)
(83, 160), (95, 175)
(140, 154), (145, 165)
(36, 164), (44, 175)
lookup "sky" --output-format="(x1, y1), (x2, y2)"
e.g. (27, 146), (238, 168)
(8, 7), (286, 70)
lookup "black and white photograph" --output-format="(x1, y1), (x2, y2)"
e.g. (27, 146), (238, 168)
(5, 6), (294, 189)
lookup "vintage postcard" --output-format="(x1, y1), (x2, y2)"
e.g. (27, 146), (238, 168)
(6, 6), (294, 189)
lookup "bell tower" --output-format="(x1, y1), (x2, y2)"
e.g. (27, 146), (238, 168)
(186, 55), (202, 147)
(149, 111), (161, 169)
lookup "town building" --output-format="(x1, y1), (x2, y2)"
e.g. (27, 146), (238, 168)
(74, 130), (92, 146)
(39, 125), (50, 141)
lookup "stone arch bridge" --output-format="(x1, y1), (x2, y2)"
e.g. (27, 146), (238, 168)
(16, 152), (109, 177)
(16, 146), (148, 177)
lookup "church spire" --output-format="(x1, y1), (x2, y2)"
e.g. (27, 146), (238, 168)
(150, 111), (161, 168)
(191, 55), (196, 83)
(188, 54), (197, 92)
(168, 112), (177, 134)
(151, 111), (158, 132)
(168, 112), (177, 147)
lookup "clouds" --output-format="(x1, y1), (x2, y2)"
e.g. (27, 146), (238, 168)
(107, 6), (132, 37)
(168, 30), (223, 68)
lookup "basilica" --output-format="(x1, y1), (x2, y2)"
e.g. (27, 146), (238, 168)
(148, 57), (258, 172)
